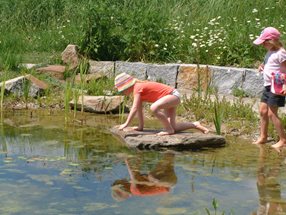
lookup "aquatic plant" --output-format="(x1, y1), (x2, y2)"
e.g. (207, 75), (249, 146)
(64, 81), (72, 123)
(213, 101), (222, 135)
(78, 58), (89, 113)
(205, 198), (234, 215)
(0, 77), (6, 123)
(23, 78), (31, 109)
(182, 89), (258, 135)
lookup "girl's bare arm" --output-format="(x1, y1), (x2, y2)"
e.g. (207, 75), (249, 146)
(119, 93), (142, 130)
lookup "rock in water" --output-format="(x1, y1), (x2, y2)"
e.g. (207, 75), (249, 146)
(111, 126), (226, 151)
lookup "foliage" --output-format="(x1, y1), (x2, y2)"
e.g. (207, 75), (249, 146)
(182, 90), (258, 134)
(1, 0), (285, 67)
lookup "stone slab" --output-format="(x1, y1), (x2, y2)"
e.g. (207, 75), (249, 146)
(111, 126), (226, 151)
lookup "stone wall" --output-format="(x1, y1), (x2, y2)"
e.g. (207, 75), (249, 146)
(89, 60), (263, 98)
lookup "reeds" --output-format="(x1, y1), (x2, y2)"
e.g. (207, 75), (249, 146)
(64, 81), (72, 124)
(0, 77), (6, 124)
(213, 101), (222, 135)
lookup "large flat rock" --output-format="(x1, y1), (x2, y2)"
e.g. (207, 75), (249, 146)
(111, 127), (226, 150)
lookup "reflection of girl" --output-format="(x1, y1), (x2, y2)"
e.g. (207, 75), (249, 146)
(111, 153), (177, 201)
(252, 145), (286, 214)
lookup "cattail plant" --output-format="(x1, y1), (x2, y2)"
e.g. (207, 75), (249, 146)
(213, 101), (223, 135)
(64, 81), (72, 124)
(23, 79), (30, 109)
(0, 78), (6, 124)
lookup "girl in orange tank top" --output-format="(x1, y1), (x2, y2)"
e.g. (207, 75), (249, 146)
(114, 73), (209, 135)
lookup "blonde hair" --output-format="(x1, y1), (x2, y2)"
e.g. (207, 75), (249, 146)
(268, 39), (284, 50)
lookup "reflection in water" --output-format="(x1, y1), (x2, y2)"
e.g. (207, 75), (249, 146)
(252, 145), (286, 215)
(111, 153), (177, 201)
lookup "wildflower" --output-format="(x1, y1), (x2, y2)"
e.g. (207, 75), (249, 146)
(192, 42), (198, 48)
(190, 35), (196, 39)
(252, 8), (258, 13)
(155, 44), (159, 47)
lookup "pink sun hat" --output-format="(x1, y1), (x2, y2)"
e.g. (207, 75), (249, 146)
(253, 27), (281, 45)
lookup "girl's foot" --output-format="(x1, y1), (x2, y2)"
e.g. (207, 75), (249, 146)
(157, 129), (175, 136)
(252, 138), (267, 145)
(271, 140), (286, 149)
(193, 121), (209, 134)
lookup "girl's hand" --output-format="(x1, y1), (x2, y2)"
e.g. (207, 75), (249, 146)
(119, 123), (128, 130)
(258, 64), (264, 72)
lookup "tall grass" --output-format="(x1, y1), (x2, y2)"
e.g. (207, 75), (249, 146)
(0, 0), (285, 67)
(64, 81), (72, 124)
(0, 76), (6, 124)
(182, 91), (258, 135)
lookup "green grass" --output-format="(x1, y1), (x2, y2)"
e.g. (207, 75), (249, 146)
(180, 91), (259, 135)
(0, 0), (285, 68)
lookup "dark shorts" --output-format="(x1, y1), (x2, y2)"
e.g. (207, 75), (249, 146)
(261, 86), (285, 107)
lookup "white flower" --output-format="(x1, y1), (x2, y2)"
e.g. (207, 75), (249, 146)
(192, 42), (198, 47)
(190, 35), (196, 39)
(155, 44), (159, 47)
(252, 8), (258, 13)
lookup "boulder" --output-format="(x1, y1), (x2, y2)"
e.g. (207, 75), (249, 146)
(36, 65), (66, 80)
(74, 73), (106, 84)
(147, 63), (178, 87)
(89, 61), (115, 78)
(0, 74), (48, 97)
(115, 61), (147, 80)
(111, 126), (226, 151)
(61, 44), (80, 69)
(177, 64), (211, 94)
(70, 95), (127, 114)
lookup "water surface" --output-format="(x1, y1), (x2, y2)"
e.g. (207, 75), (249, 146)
(0, 110), (286, 215)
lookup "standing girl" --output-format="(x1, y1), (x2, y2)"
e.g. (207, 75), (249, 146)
(114, 72), (209, 136)
(253, 27), (286, 149)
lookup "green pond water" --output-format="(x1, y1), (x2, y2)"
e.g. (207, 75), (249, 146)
(1, 110), (286, 215)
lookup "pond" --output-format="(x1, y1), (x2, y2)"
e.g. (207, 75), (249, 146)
(0, 110), (286, 215)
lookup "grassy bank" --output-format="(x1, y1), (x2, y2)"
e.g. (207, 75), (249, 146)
(0, 0), (285, 70)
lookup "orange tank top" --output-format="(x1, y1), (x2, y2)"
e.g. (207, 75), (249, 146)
(133, 82), (174, 103)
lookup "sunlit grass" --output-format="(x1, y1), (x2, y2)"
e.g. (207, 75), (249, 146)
(0, 0), (285, 68)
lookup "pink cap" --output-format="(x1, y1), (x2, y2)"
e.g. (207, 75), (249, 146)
(253, 27), (281, 45)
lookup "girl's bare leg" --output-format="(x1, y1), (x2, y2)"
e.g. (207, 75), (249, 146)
(253, 102), (269, 144)
(157, 103), (209, 135)
(150, 95), (180, 136)
(268, 106), (286, 149)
